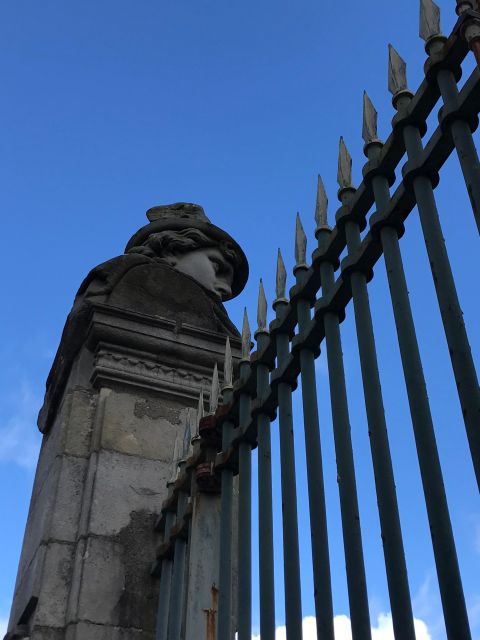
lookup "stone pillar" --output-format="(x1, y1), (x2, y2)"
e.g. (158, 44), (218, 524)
(5, 203), (247, 640)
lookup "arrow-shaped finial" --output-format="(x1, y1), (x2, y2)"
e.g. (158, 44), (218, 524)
(420, 0), (441, 41)
(388, 44), (408, 95)
(169, 435), (181, 483)
(337, 137), (353, 189)
(182, 411), (192, 459)
(315, 175), (328, 227)
(295, 213), (307, 267)
(224, 337), (233, 388)
(192, 388), (204, 440)
(276, 248), (287, 299)
(241, 307), (251, 361)
(362, 91), (379, 144)
(209, 363), (219, 414)
(257, 278), (268, 332)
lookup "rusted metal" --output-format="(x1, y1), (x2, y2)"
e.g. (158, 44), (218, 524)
(203, 584), (218, 640)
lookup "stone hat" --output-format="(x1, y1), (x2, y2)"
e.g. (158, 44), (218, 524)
(125, 202), (249, 299)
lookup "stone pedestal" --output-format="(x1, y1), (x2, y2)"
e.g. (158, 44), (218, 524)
(7, 300), (240, 640)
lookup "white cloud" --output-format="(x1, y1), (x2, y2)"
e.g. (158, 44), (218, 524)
(0, 617), (8, 638)
(0, 380), (42, 470)
(251, 614), (431, 640)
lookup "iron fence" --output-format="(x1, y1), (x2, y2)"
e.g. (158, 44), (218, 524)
(152, 1), (480, 638)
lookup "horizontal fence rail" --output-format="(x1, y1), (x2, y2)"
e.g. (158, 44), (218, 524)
(152, 2), (480, 639)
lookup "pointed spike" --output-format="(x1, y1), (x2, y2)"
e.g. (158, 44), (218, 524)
(224, 337), (233, 388)
(241, 308), (251, 360)
(388, 44), (408, 95)
(276, 248), (287, 299)
(257, 278), (268, 331)
(420, 0), (441, 41)
(337, 137), (353, 189)
(362, 91), (378, 144)
(198, 387), (205, 421)
(193, 388), (204, 439)
(182, 411), (192, 458)
(294, 213), (307, 266)
(209, 363), (219, 414)
(315, 175), (328, 227)
(169, 435), (180, 482)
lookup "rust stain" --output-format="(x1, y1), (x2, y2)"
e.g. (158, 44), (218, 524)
(203, 583), (219, 640)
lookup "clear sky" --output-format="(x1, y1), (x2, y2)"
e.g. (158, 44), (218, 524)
(0, 1), (478, 638)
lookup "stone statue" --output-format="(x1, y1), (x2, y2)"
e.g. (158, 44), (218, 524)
(7, 202), (247, 640)
(38, 202), (248, 433)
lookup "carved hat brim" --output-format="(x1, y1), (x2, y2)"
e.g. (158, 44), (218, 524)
(124, 218), (249, 300)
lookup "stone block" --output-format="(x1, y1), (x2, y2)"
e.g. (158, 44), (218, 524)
(75, 536), (125, 626)
(65, 621), (154, 640)
(31, 626), (65, 640)
(8, 544), (45, 632)
(34, 541), (74, 628)
(15, 454), (87, 588)
(62, 388), (96, 457)
(89, 450), (169, 537)
(49, 455), (88, 541)
(100, 390), (186, 461)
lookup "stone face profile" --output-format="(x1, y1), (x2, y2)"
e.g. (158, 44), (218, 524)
(7, 203), (246, 640)
(38, 202), (248, 434)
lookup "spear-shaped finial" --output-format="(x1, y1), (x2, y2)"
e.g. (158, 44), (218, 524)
(362, 91), (379, 145)
(192, 388), (204, 441)
(182, 410), (192, 459)
(257, 278), (268, 332)
(224, 337), (233, 389)
(337, 137), (353, 189)
(388, 44), (408, 96)
(241, 307), (251, 361)
(275, 248), (287, 300)
(169, 434), (181, 483)
(315, 175), (328, 228)
(420, 0), (441, 41)
(294, 212), (307, 267)
(209, 363), (219, 414)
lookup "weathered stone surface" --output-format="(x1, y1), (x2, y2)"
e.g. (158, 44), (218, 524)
(31, 626), (65, 640)
(75, 537), (125, 626)
(99, 391), (186, 461)
(7, 204), (246, 638)
(33, 542), (75, 628)
(65, 620), (154, 640)
(89, 450), (169, 537)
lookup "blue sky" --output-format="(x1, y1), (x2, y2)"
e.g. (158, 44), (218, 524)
(0, 1), (478, 638)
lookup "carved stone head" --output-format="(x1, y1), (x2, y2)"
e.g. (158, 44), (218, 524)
(125, 203), (248, 301)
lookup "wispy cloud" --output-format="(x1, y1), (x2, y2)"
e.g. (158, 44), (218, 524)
(251, 614), (432, 640)
(0, 617), (8, 638)
(0, 380), (42, 470)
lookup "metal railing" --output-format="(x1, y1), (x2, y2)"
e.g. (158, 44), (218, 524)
(152, 1), (480, 638)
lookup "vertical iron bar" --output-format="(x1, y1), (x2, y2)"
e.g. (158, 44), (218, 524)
(369, 143), (472, 639)
(295, 265), (334, 640)
(317, 228), (372, 640)
(274, 299), (303, 640)
(344, 211), (416, 639)
(167, 490), (189, 640)
(255, 330), (276, 640)
(436, 67), (480, 233)
(273, 299), (302, 640)
(155, 511), (175, 640)
(401, 115), (480, 490)
(237, 364), (252, 640)
(217, 385), (234, 640)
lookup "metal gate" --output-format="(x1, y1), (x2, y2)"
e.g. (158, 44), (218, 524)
(152, 1), (480, 638)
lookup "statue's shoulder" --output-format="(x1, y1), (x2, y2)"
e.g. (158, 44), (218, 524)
(75, 253), (151, 301)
